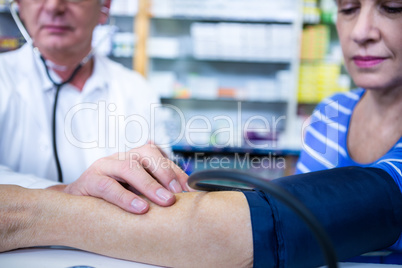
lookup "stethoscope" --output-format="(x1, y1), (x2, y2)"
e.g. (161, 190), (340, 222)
(9, 0), (111, 183)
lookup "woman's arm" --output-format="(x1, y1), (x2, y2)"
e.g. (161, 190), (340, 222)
(0, 185), (253, 268)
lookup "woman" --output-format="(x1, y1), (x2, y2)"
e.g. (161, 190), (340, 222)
(296, 0), (402, 250)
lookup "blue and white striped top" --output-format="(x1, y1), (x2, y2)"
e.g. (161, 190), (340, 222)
(295, 88), (402, 249)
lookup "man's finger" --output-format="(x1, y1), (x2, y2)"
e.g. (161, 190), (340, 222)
(167, 159), (193, 191)
(125, 147), (183, 194)
(105, 157), (177, 207)
(89, 176), (150, 214)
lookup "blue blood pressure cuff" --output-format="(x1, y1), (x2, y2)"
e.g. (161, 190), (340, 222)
(243, 166), (402, 268)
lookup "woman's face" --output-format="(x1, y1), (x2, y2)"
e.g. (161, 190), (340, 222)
(336, 0), (402, 91)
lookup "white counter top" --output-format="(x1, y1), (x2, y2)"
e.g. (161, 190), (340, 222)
(0, 247), (401, 268)
(0, 247), (160, 268)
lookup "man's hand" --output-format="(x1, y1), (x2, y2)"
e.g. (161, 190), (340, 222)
(48, 144), (190, 214)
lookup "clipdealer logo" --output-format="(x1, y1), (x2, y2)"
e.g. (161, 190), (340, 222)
(64, 101), (150, 150)
(64, 101), (286, 152)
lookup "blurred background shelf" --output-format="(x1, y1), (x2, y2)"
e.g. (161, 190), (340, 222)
(0, 0), (349, 178)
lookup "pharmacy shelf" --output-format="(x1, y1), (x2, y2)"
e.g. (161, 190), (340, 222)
(110, 13), (137, 18)
(147, 0), (304, 154)
(117, 53), (293, 63)
(150, 0), (298, 24)
(0, 9), (23, 53)
(160, 95), (289, 108)
(149, 55), (293, 64)
(161, 97), (288, 105)
(172, 144), (301, 157)
(151, 15), (296, 24)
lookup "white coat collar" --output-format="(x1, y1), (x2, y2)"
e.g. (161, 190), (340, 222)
(21, 43), (109, 96)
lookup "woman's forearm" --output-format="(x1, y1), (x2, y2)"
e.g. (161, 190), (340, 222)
(0, 185), (253, 268)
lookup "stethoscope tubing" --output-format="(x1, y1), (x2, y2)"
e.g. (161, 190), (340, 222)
(8, 0), (113, 182)
(39, 56), (84, 182)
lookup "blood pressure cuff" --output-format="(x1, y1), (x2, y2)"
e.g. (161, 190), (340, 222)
(243, 166), (402, 268)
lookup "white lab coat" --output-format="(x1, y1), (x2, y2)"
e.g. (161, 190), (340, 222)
(0, 44), (170, 188)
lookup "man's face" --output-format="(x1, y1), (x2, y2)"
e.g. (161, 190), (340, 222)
(18, 0), (106, 57)
(336, 0), (402, 91)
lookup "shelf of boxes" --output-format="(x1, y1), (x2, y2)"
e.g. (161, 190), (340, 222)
(298, 1), (351, 105)
(0, 2), (24, 53)
(147, 0), (304, 162)
(150, 0), (297, 23)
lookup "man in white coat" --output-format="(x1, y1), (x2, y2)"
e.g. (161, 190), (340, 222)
(0, 0), (189, 214)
